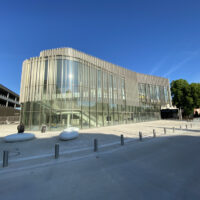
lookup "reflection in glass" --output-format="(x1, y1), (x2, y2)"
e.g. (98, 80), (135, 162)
(22, 58), (167, 130)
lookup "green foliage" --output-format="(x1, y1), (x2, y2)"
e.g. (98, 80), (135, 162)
(171, 79), (200, 117)
(190, 83), (200, 108)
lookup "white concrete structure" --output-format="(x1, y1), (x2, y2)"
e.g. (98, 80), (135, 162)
(4, 133), (35, 143)
(59, 127), (79, 140)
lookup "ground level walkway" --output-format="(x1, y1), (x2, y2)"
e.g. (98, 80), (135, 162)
(0, 120), (198, 165)
(0, 119), (200, 199)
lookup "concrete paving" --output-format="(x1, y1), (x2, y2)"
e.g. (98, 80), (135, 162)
(1, 128), (200, 200)
(0, 120), (197, 163)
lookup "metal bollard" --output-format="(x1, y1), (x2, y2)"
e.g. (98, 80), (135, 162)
(94, 139), (98, 152)
(3, 151), (9, 168)
(139, 132), (142, 141)
(153, 129), (156, 138)
(164, 128), (166, 134)
(180, 125), (182, 129)
(55, 143), (59, 159)
(173, 127), (175, 133)
(17, 123), (24, 133)
(121, 135), (124, 145)
(191, 124), (192, 128)
(41, 125), (46, 133)
(186, 124), (187, 129)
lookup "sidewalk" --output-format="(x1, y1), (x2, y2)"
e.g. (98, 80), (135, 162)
(0, 120), (198, 169)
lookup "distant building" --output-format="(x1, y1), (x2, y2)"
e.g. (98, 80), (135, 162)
(20, 48), (171, 130)
(194, 108), (200, 117)
(161, 108), (179, 119)
(0, 84), (20, 122)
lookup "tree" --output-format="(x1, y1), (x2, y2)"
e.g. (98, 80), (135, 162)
(190, 83), (200, 108)
(170, 79), (194, 117)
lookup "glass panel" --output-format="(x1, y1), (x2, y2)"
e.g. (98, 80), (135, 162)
(82, 111), (89, 128)
(71, 112), (80, 128)
(97, 69), (102, 100)
(113, 112), (119, 124)
(23, 112), (30, 128)
(32, 112), (40, 126)
(44, 60), (48, 93)
(103, 71), (108, 100)
(103, 112), (109, 126)
(122, 78), (125, 100)
(56, 59), (62, 95)
(156, 85), (160, 102)
(90, 112), (96, 127)
(164, 86), (169, 104)
(67, 60), (73, 93)
(97, 112), (103, 127)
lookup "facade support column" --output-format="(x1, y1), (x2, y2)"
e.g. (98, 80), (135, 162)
(6, 93), (9, 107)
(14, 97), (17, 108)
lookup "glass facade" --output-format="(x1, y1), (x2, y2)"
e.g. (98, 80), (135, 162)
(138, 83), (170, 105)
(20, 48), (171, 131)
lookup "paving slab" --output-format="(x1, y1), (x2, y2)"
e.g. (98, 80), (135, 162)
(1, 128), (200, 200)
(0, 120), (199, 164)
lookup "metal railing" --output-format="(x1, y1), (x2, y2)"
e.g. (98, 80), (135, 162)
(0, 94), (19, 105)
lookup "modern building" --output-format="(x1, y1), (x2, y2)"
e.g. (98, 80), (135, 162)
(20, 48), (171, 130)
(0, 84), (20, 123)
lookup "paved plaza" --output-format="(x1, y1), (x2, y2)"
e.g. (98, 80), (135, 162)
(0, 119), (200, 200)
(0, 120), (199, 166)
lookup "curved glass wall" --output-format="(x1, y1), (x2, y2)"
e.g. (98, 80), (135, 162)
(21, 55), (168, 130)
(138, 83), (170, 106)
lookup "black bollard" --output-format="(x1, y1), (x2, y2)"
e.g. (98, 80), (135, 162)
(55, 143), (59, 159)
(121, 135), (124, 145)
(41, 125), (46, 133)
(186, 124), (188, 129)
(17, 123), (24, 133)
(3, 151), (9, 168)
(139, 132), (142, 141)
(164, 128), (166, 134)
(153, 129), (156, 138)
(94, 139), (98, 152)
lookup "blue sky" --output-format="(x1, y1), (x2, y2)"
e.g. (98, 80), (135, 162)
(0, 0), (200, 94)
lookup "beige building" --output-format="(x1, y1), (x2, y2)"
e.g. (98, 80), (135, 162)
(20, 48), (171, 130)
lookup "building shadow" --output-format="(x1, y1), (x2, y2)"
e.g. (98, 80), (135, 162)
(1, 129), (200, 163)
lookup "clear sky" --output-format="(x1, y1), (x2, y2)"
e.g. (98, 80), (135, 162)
(0, 0), (200, 94)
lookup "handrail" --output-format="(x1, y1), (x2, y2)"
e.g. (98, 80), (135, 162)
(0, 94), (20, 104)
